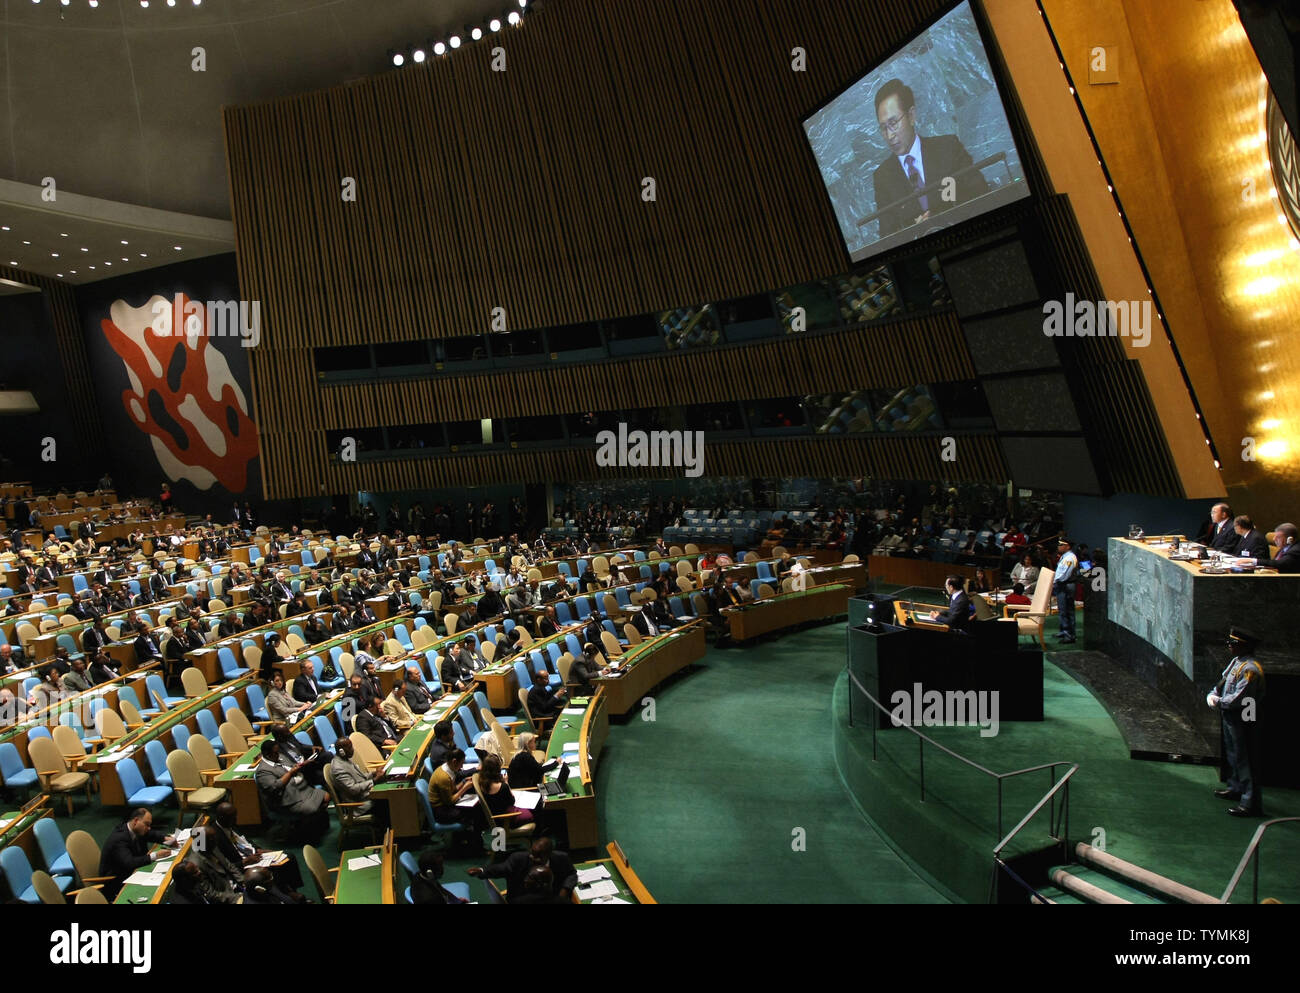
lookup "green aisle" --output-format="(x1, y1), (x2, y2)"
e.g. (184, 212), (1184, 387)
(593, 622), (948, 904)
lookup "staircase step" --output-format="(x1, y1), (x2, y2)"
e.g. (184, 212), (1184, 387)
(1074, 842), (1219, 904)
(1048, 865), (1169, 904)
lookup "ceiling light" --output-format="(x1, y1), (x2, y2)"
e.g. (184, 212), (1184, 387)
(412, 48), (426, 63)
(433, 42), (446, 55)
(450, 35), (461, 48)
(22, 240), (30, 245)
(140, 253), (147, 257)
(471, 27), (483, 41)
(50, 253), (58, 258)
(508, 11), (521, 25)
(173, 245), (182, 251)
(89, 0), (98, 6)
(60, 232), (68, 237)
(518, 0), (527, 7)
(8, 262), (16, 267)
(167, 0), (176, 6)
(489, 18), (501, 31)
(0, 226), (7, 231)
(81, 247), (88, 252)
(57, 273), (63, 277)
(121, 239), (129, 245)
(121, 257), (129, 262)
(392, 51), (404, 67)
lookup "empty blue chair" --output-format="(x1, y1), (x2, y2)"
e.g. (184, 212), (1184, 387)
(56, 634), (78, 655)
(545, 643), (562, 667)
(483, 625), (498, 646)
(218, 647), (249, 679)
(393, 624), (412, 650)
(573, 596), (593, 618)
(335, 701), (353, 734)
(117, 756), (173, 807)
(502, 618), (516, 633)
(22, 677), (40, 698)
(300, 548), (316, 568)
(0, 743), (38, 798)
(633, 550), (646, 561)
(245, 684), (270, 723)
(564, 634), (583, 659)
(144, 740), (173, 788)
(615, 587), (632, 608)
(72, 573), (88, 593)
(413, 779), (466, 843)
(27, 727), (52, 746)
(512, 660), (534, 693)
(146, 674), (184, 709)
(756, 561), (775, 582)
(170, 724), (192, 752)
(313, 715), (339, 754)
(194, 710), (224, 751)
(119, 685), (159, 721)
(473, 690), (522, 733)
(640, 565), (653, 580)
(458, 704), (483, 737)
(33, 817), (76, 876)
(450, 722), (479, 765)
(555, 602), (572, 625)
(220, 696), (242, 723)
(557, 563), (572, 579)
(2, 846), (72, 904)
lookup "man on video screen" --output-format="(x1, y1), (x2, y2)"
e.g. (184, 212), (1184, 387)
(871, 78), (989, 238)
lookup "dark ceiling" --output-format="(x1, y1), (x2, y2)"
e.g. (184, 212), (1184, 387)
(0, 0), (524, 220)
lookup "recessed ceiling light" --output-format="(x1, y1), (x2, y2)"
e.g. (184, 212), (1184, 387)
(60, 232), (68, 237)
(121, 257), (129, 262)
(8, 262), (16, 267)
(121, 240), (129, 245)
(173, 245), (182, 251)
(449, 35), (461, 48)
(490, 18), (501, 31)
(0, 226), (8, 231)
(140, 253), (147, 258)
(471, 27), (483, 41)
(22, 240), (30, 245)
(57, 273), (63, 277)
(104, 262), (112, 266)
(70, 270), (76, 274)
(89, 265), (96, 269)
(81, 247), (88, 252)
(51, 252), (59, 258)
(433, 42), (445, 55)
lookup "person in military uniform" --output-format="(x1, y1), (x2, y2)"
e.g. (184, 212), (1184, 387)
(1208, 626), (1265, 817)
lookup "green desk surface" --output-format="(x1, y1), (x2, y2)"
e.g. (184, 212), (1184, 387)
(334, 847), (386, 904)
(723, 582), (851, 613)
(372, 688), (473, 793)
(543, 697), (592, 798)
(113, 843), (186, 905)
(0, 805), (43, 848)
(572, 857), (640, 904)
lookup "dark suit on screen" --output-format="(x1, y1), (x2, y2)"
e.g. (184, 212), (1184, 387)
(872, 134), (989, 238)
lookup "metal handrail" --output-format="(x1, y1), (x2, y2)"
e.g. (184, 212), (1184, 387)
(994, 764), (1078, 857)
(846, 670), (1074, 840)
(1220, 817), (1300, 904)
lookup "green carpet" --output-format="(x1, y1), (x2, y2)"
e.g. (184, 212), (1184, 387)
(594, 622), (948, 903)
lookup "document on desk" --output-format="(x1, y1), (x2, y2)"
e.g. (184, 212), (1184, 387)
(576, 880), (618, 900)
(456, 794), (480, 808)
(252, 851), (287, 868)
(561, 708), (584, 715)
(591, 896), (632, 904)
(388, 766), (411, 776)
(512, 790), (542, 810)
(576, 864), (611, 884)
(124, 870), (166, 888)
(346, 853), (382, 872)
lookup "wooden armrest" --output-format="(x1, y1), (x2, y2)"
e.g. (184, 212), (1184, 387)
(327, 866), (340, 874)
(80, 874), (115, 885)
(332, 800), (370, 809)
(67, 883), (106, 896)
(219, 752), (243, 762)
(199, 770), (222, 785)
(174, 786), (197, 796)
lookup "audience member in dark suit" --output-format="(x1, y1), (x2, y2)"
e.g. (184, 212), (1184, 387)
(527, 678), (567, 723)
(355, 696), (399, 750)
(870, 78), (989, 238)
(927, 576), (973, 633)
(467, 838), (577, 903)
(403, 666), (437, 714)
(1271, 523), (1300, 573)
(99, 808), (177, 899)
(331, 605), (354, 634)
(292, 659), (321, 704)
(133, 623), (165, 665)
(81, 618), (110, 654)
(1232, 516), (1270, 561)
(410, 851), (470, 904)
(1208, 502), (1239, 552)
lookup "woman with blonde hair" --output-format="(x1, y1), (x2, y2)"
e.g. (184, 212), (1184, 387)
(507, 731), (545, 788)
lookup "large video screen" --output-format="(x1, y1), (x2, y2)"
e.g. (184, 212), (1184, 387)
(803, 1), (1030, 263)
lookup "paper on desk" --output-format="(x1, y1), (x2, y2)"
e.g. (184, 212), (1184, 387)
(576, 864), (610, 884)
(561, 708), (584, 715)
(456, 794), (479, 808)
(175, 828), (194, 843)
(124, 871), (165, 888)
(234, 763), (255, 771)
(388, 766), (411, 776)
(512, 790), (541, 811)
(346, 853), (381, 872)
(576, 880), (618, 900)
(591, 896), (632, 905)
(251, 851), (286, 868)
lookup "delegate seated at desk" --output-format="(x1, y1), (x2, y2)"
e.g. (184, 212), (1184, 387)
(926, 576), (972, 633)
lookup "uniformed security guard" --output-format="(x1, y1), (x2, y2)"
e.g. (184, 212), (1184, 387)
(1208, 626), (1265, 817)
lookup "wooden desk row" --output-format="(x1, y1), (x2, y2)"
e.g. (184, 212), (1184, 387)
(722, 584), (852, 642)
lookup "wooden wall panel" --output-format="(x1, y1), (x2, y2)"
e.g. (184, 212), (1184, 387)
(326, 433), (1010, 493)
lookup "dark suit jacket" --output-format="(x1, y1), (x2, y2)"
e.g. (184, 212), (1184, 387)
(134, 633), (163, 661)
(100, 822), (167, 898)
(1273, 541), (1300, 573)
(293, 673), (320, 703)
(872, 133), (989, 238)
(631, 609), (661, 637)
(1209, 520), (1239, 553)
(1234, 530), (1270, 561)
(935, 591), (973, 633)
(355, 708), (398, 748)
(481, 850), (578, 902)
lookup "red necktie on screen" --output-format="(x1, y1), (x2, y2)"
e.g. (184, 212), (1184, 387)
(905, 154), (928, 213)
